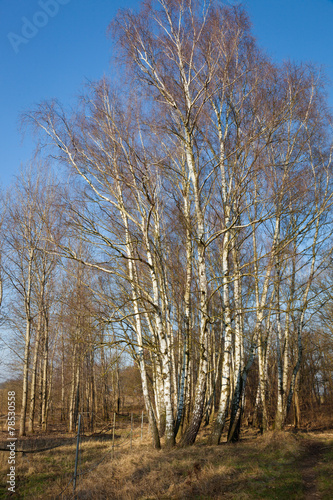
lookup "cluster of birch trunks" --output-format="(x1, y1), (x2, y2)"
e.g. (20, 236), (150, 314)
(4, 1), (333, 446)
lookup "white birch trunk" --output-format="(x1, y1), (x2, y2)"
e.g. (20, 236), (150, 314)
(28, 309), (42, 433)
(126, 234), (161, 449)
(210, 231), (232, 444)
(180, 138), (208, 446)
(145, 239), (175, 447)
(19, 247), (34, 437)
(175, 218), (192, 437)
(41, 312), (49, 432)
(228, 215), (280, 442)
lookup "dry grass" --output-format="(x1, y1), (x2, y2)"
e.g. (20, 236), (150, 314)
(74, 431), (303, 500)
(0, 435), (113, 499)
(1, 428), (333, 499)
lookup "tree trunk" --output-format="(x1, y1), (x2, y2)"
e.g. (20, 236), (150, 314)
(210, 232), (232, 445)
(28, 310), (42, 433)
(69, 344), (78, 433)
(19, 248), (34, 437)
(41, 314), (49, 432)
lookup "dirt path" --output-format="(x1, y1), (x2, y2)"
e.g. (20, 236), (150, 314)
(299, 439), (324, 500)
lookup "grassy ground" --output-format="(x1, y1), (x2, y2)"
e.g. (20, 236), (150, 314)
(317, 434), (333, 500)
(0, 427), (332, 499)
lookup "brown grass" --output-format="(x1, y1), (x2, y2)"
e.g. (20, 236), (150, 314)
(74, 430), (302, 500)
(1, 427), (333, 499)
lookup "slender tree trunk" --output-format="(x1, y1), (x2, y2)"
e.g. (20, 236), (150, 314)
(28, 310), (42, 433)
(258, 336), (268, 433)
(89, 349), (95, 432)
(41, 314), (49, 432)
(69, 343), (78, 433)
(175, 222), (192, 438)
(101, 342), (109, 422)
(210, 232), (232, 445)
(285, 222), (318, 423)
(294, 372), (301, 429)
(116, 174), (161, 449)
(61, 334), (66, 422)
(20, 317), (32, 436)
(228, 214), (279, 442)
(145, 233), (175, 448)
(20, 248), (34, 437)
(180, 138), (208, 446)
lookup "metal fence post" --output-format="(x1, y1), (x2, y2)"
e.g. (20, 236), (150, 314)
(73, 413), (81, 496)
(130, 412), (133, 449)
(141, 411), (143, 442)
(112, 412), (116, 459)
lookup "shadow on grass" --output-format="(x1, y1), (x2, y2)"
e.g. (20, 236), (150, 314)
(75, 432), (305, 500)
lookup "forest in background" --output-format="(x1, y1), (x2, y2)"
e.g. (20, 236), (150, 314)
(1, 0), (333, 448)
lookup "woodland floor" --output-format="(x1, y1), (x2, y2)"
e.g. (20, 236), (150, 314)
(0, 423), (333, 499)
(299, 439), (324, 499)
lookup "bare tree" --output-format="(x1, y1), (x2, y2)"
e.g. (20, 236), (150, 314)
(22, 0), (333, 446)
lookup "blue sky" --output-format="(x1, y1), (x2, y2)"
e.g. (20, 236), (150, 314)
(1, 0), (333, 189)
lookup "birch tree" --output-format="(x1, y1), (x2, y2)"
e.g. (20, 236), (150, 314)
(3, 166), (60, 435)
(23, 0), (333, 445)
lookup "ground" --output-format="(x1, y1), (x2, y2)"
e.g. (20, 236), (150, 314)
(0, 422), (333, 499)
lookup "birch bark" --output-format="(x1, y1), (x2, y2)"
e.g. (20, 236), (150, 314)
(19, 247), (34, 437)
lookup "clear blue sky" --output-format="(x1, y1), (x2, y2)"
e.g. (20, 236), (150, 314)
(1, 0), (333, 188)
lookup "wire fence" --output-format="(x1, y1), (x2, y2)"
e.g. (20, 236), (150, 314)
(0, 410), (150, 499)
(0, 411), (149, 499)
(67, 411), (149, 499)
